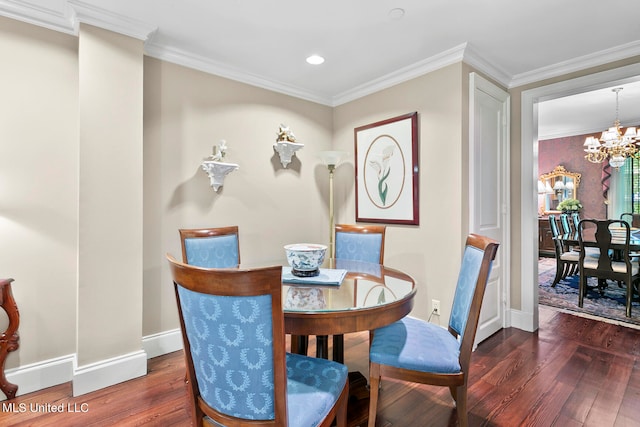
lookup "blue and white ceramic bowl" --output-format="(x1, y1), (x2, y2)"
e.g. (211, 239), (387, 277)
(284, 243), (327, 277)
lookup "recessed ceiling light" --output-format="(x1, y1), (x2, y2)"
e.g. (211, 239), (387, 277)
(388, 8), (405, 19)
(306, 55), (325, 65)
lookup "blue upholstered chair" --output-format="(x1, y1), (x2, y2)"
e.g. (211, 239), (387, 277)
(293, 224), (387, 360)
(167, 255), (349, 427)
(367, 234), (499, 427)
(179, 226), (240, 268)
(335, 224), (386, 264)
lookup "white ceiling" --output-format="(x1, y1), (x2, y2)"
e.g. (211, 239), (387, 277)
(2, 0), (640, 135)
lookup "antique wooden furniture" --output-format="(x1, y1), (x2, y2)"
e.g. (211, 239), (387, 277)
(578, 219), (640, 317)
(367, 234), (499, 427)
(178, 226), (240, 268)
(0, 278), (19, 399)
(538, 217), (555, 257)
(167, 256), (349, 427)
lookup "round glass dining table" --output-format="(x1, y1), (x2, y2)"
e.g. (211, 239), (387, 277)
(282, 259), (416, 362)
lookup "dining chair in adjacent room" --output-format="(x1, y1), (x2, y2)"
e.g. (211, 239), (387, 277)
(571, 212), (581, 231)
(559, 213), (573, 234)
(621, 212), (640, 228)
(179, 226), (240, 268)
(367, 234), (499, 427)
(167, 255), (349, 427)
(549, 215), (579, 286)
(578, 219), (640, 317)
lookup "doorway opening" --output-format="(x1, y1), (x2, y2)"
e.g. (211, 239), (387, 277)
(520, 63), (640, 332)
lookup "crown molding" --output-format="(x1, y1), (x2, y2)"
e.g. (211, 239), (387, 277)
(509, 40), (640, 89)
(331, 44), (468, 106)
(0, 0), (74, 34)
(144, 41), (334, 106)
(68, 0), (156, 41)
(462, 44), (511, 88)
(1, 1), (637, 104)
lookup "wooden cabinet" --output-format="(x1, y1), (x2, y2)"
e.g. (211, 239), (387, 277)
(539, 217), (555, 257)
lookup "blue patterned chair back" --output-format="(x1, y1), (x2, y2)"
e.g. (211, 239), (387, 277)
(169, 258), (285, 423)
(167, 256), (350, 426)
(179, 227), (240, 268)
(449, 243), (492, 340)
(177, 283), (275, 419)
(335, 224), (386, 263)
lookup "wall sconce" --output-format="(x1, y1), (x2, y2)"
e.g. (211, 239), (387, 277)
(201, 140), (239, 192)
(274, 141), (304, 167)
(273, 124), (303, 168)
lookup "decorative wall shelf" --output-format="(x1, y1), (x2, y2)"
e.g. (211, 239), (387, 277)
(201, 161), (239, 192)
(273, 141), (304, 168)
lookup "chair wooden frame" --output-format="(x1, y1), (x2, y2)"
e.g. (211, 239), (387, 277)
(621, 212), (640, 228)
(578, 219), (640, 317)
(178, 226), (240, 265)
(167, 255), (348, 427)
(367, 234), (499, 427)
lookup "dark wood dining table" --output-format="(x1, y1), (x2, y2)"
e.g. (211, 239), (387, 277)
(555, 228), (640, 250)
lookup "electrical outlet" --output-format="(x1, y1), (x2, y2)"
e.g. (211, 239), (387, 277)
(432, 299), (440, 315)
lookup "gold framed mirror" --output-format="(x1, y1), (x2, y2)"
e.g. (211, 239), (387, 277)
(539, 165), (581, 214)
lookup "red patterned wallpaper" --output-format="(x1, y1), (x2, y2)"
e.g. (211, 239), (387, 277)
(539, 133), (607, 220)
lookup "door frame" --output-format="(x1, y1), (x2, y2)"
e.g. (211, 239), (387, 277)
(519, 63), (640, 332)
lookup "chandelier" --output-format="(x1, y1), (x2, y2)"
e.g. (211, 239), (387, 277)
(583, 87), (639, 168)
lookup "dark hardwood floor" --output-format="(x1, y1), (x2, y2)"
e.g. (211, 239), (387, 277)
(3, 306), (640, 426)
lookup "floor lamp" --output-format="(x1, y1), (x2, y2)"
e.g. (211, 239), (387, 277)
(318, 151), (348, 259)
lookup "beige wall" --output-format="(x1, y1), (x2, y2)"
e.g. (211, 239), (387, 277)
(0, 16), (79, 367)
(142, 58), (334, 336)
(332, 64), (467, 323)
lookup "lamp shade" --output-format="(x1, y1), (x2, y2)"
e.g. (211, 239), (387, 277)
(545, 182), (553, 194)
(318, 151), (348, 168)
(553, 181), (565, 191)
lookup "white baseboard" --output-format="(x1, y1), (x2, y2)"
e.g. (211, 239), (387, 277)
(142, 328), (183, 359)
(4, 354), (75, 399)
(508, 308), (537, 332)
(1, 329), (184, 400)
(72, 350), (147, 397)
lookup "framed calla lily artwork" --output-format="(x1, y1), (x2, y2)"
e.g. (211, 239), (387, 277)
(355, 112), (419, 225)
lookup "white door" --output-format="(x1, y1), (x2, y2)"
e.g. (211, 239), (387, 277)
(469, 73), (510, 344)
